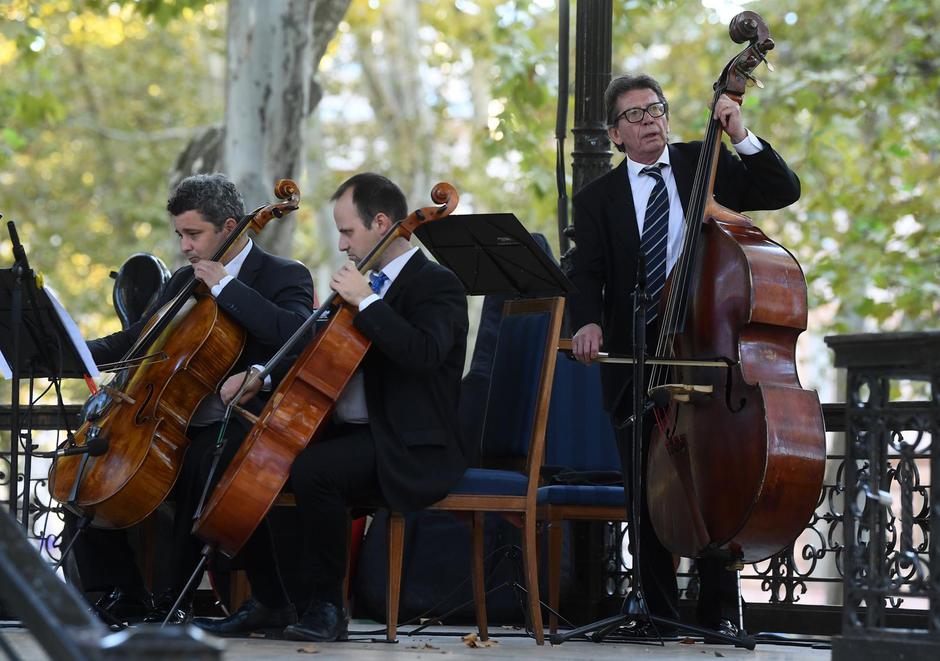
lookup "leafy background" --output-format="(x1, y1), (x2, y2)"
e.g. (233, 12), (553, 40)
(1, 0), (937, 402)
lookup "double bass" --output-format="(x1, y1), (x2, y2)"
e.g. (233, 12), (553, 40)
(193, 183), (459, 558)
(645, 12), (825, 564)
(49, 180), (301, 529)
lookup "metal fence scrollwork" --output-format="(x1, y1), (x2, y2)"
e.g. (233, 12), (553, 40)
(828, 331), (940, 660)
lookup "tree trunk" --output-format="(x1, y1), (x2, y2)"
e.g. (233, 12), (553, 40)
(174, 0), (350, 258)
(357, 0), (435, 207)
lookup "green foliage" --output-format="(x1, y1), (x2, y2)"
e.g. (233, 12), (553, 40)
(0, 1), (226, 352)
(601, 0), (940, 333)
(0, 0), (936, 384)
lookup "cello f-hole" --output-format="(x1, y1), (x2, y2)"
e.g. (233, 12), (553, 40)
(133, 383), (155, 426)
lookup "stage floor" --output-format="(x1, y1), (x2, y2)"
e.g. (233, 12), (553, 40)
(1, 621), (832, 660)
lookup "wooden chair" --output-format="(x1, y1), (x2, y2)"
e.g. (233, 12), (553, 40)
(386, 296), (565, 645)
(536, 355), (626, 633)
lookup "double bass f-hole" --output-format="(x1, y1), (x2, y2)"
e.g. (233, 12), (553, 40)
(723, 365), (745, 413)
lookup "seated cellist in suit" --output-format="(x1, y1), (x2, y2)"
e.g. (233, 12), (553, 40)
(65, 173), (314, 626)
(192, 172), (469, 641)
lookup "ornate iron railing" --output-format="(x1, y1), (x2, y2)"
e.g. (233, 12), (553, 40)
(0, 404), (81, 572)
(3, 334), (937, 643)
(827, 332), (939, 657)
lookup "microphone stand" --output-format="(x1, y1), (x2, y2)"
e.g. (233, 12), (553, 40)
(550, 268), (754, 649)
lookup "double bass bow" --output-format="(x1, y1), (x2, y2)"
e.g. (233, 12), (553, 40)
(49, 180), (301, 529)
(644, 12), (826, 564)
(193, 182), (459, 558)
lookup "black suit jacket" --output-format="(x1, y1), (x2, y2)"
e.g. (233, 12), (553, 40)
(568, 138), (801, 412)
(351, 250), (469, 512)
(89, 242), (315, 410)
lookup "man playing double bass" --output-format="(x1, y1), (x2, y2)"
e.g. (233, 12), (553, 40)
(65, 173), (315, 626)
(569, 74), (800, 638)
(192, 172), (469, 641)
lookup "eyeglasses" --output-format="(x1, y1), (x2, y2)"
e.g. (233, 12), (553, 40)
(612, 101), (668, 125)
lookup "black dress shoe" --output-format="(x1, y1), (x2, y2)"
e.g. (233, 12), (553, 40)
(191, 597), (297, 637)
(143, 590), (192, 625)
(615, 618), (677, 640)
(282, 600), (348, 642)
(703, 618), (741, 644)
(91, 587), (151, 628)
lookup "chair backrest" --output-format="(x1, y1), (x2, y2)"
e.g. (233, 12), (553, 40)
(459, 233), (558, 466)
(478, 297), (564, 478)
(544, 356), (619, 472)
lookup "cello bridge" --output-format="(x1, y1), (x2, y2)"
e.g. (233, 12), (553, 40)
(102, 386), (136, 406)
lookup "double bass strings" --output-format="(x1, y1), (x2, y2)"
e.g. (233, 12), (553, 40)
(648, 90), (724, 395)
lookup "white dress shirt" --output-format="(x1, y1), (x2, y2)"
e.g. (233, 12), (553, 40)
(624, 130), (762, 276)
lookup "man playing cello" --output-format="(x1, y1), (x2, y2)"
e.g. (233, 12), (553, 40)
(192, 172), (469, 641)
(65, 173), (314, 626)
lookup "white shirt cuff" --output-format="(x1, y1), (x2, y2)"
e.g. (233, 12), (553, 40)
(211, 274), (235, 298)
(358, 293), (380, 311)
(251, 364), (272, 391)
(732, 129), (763, 156)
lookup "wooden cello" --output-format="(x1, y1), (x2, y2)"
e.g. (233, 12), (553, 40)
(49, 180), (300, 529)
(644, 12), (825, 564)
(193, 182), (459, 558)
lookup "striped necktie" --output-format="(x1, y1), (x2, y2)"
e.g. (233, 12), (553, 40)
(639, 164), (669, 326)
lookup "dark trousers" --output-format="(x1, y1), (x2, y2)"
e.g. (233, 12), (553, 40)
(614, 420), (739, 626)
(243, 424), (380, 612)
(64, 418), (250, 600)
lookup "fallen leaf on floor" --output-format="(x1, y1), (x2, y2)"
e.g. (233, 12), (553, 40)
(680, 636), (696, 644)
(713, 652), (725, 657)
(462, 632), (499, 648)
(296, 647), (318, 654)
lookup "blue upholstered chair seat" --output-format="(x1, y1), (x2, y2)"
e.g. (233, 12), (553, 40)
(537, 484), (625, 506)
(449, 468), (528, 496)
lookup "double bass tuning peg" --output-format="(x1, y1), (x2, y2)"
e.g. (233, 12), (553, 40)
(743, 70), (765, 89)
(757, 49), (775, 73)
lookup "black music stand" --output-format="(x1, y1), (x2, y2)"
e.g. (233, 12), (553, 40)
(414, 212), (575, 296)
(0, 221), (97, 528)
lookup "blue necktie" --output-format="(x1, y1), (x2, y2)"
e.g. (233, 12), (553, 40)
(369, 270), (389, 295)
(639, 164), (669, 326)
